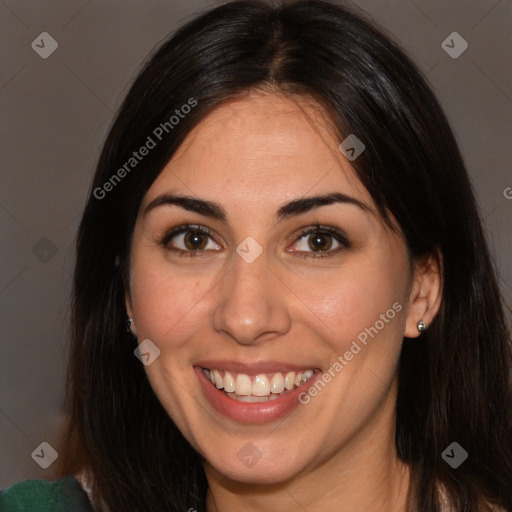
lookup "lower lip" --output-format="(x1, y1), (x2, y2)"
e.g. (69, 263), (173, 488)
(194, 366), (321, 424)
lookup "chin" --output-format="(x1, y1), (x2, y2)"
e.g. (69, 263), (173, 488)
(202, 437), (312, 485)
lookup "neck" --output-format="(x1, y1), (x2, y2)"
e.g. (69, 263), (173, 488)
(204, 383), (410, 512)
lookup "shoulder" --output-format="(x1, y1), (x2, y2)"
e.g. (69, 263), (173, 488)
(0, 475), (93, 512)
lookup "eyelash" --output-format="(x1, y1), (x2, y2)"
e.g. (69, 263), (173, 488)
(159, 224), (216, 258)
(292, 224), (351, 258)
(158, 223), (351, 258)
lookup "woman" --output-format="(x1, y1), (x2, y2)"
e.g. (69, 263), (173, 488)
(2, 0), (510, 511)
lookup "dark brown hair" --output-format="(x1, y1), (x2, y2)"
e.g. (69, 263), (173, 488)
(58, 1), (512, 510)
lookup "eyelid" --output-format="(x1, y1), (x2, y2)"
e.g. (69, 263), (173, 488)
(295, 224), (350, 245)
(159, 224), (222, 254)
(287, 224), (351, 257)
(158, 223), (350, 258)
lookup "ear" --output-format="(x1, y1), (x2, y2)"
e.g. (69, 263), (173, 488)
(404, 250), (443, 338)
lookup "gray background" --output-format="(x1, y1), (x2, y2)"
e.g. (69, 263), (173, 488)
(0, 0), (511, 488)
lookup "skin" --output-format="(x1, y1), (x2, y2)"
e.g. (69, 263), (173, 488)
(125, 91), (442, 512)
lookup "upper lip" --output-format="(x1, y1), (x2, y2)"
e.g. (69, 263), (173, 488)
(196, 360), (319, 375)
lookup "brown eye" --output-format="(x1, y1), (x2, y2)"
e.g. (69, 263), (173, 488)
(161, 225), (221, 254)
(184, 230), (208, 250)
(308, 233), (333, 251)
(287, 225), (350, 257)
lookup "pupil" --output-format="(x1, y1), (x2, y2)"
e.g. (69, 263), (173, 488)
(309, 233), (331, 251)
(185, 231), (206, 250)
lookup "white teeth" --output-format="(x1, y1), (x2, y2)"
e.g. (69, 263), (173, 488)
(252, 374), (270, 396)
(284, 372), (296, 390)
(203, 367), (315, 400)
(213, 369), (223, 389)
(226, 393), (269, 402)
(223, 371), (235, 392)
(235, 373), (252, 396)
(301, 369), (314, 385)
(270, 373), (285, 394)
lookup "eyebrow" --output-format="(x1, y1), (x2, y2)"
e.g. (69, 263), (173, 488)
(143, 192), (372, 222)
(143, 194), (227, 221)
(276, 192), (373, 220)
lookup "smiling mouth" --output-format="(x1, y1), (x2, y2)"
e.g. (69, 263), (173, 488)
(201, 367), (317, 402)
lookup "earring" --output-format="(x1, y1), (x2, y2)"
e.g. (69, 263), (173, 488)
(127, 317), (138, 344)
(417, 320), (426, 332)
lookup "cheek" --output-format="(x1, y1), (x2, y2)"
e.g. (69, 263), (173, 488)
(292, 251), (408, 355)
(129, 257), (216, 346)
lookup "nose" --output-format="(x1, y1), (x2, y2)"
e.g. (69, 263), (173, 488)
(211, 250), (292, 345)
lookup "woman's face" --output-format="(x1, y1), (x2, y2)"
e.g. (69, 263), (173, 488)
(126, 92), (423, 484)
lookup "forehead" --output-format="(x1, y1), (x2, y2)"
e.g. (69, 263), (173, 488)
(144, 92), (373, 209)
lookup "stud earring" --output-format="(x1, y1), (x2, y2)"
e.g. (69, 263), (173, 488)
(417, 320), (426, 332)
(127, 317), (138, 344)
